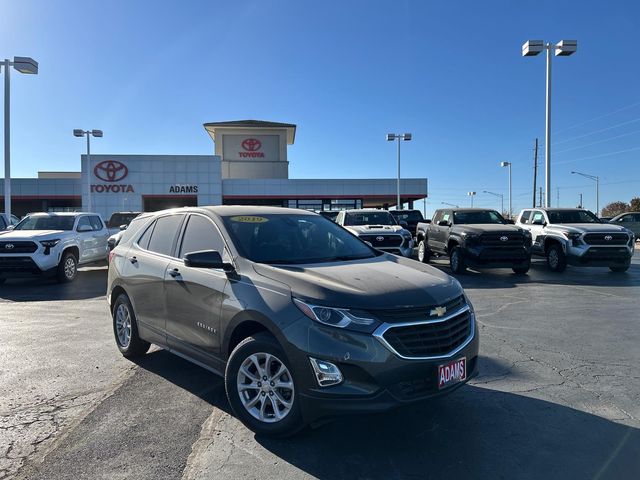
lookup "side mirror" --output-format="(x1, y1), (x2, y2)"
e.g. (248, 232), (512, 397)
(77, 224), (93, 232)
(184, 250), (234, 271)
(6, 225), (14, 231)
(119, 224), (128, 231)
(531, 219), (544, 226)
(438, 220), (450, 227)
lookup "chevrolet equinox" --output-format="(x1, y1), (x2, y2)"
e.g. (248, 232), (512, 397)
(107, 206), (479, 436)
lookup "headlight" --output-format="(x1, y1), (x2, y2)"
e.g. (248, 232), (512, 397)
(293, 298), (381, 333)
(40, 239), (61, 248)
(560, 231), (581, 245)
(462, 232), (481, 244)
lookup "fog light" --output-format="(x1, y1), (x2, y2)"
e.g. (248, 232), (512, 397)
(309, 357), (343, 387)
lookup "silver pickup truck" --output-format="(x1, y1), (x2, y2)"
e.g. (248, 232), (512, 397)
(515, 208), (635, 272)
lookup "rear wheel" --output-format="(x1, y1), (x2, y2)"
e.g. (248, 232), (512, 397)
(450, 246), (466, 274)
(225, 332), (303, 437)
(512, 263), (530, 274)
(56, 251), (78, 283)
(112, 293), (150, 358)
(417, 240), (430, 263)
(609, 263), (630, 273)
(546, 244), (567, 272)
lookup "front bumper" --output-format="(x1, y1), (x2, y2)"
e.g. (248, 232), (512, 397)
(281, 314), (480, 423)
(565, 244), (633, 266)
(463, 245), (531, 268)
(0, 250), (61, 278)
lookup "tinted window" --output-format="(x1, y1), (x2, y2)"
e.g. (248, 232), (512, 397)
(344, 211), (397, 226)
(15, 215), (76, 231)
(108, 212), (140, 228)
(391, 211), (424, 222)
(453, 210), (504, 225)
(89, 216), (104, 231)
(520, 211), (531, 224)
(531, 211), (545, 224)
(147, 215), (184, 256)
(432, 210), (443, 223)
(0, 216), (6, 229)
(441, 211), (452, 224)
(137, 221), (155, 250)
(547, 210), (600, 224)
(120, 216), (150, 245)
(221, 214), (377, 264)
(179, 215), (225, 258)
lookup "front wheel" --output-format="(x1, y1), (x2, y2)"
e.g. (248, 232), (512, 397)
(112, 293), (150, 358)
(546, 244), (567, 272)
(225, 333), (303, 437)
(450, 246), (466, 274)
(417, 240), (430, 263)
(56, 251), (78, 283)
(609, 263), (630, 273)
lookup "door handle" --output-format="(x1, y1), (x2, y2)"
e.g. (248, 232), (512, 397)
(168, 268), (181, 278)
(129, 256), (138, 264)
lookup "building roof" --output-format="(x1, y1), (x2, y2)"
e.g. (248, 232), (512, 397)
(203, 120), (297, 144)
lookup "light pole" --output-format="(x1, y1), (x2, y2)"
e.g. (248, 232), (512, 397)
(1, 57), (38, 217)
(483, 190), (504, 214)
(522, 39), (577, 208)
(578, 193), (583, 209)
(467, 191), (476, 207)
(74, 129), (103, 212)
(571, 170), (599, 215)
(500, 161), (512, 217)
(386, 133), (412, 209)
(441, 202), (459, 208)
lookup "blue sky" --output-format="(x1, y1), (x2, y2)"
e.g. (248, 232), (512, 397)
(1, 0), (639, 215)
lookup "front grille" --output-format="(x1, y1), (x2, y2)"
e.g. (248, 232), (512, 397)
(0, 256), (40, 273)
(581, 248), (630, 262)
(360, 234), (403, 247)
(0, 241), (38, 253)
(478, 248), (529, 261)
(381, 309), (473, 358)
(371, 295), (466, 323)
(479, 232), (525, 247)
(583, 233), (629, 246)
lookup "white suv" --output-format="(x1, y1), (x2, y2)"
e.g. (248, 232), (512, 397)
(0, 212), (109, 283)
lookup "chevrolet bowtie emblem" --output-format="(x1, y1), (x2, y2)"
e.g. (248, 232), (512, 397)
(430, 306), (447, 317)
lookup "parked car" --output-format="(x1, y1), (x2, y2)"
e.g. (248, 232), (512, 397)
(106, 211), (141, 236)
(0, 212), (109, 283)
(417, 208), (532, 274)
(390, 209), (426, 237)
(318, 210), (339, 222)
(108, 213), (150, 251)
(0, 213), (20, 231)
(608, 212), (640, 239)
(516, 208), (635, 272)
(107, 206), (479, 436)
(334, 209), (414, 257)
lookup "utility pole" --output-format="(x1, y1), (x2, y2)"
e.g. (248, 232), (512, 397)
(539, 187), (543, 208)
(556, 187), (560, 207)
(532, 138), (538, 208)
(578, 193), (583, 208)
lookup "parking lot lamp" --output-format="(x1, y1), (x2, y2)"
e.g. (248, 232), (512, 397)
(500, 161), (512, 217)
(522, 40), (577, 208)
(74, 129), (103, 212)
(571, 170), (599, 215)
(467, 191), (476, 207)
(483, 190), (504, 215)
(386, 133), (412, 209)
(2, 56), (38, 218)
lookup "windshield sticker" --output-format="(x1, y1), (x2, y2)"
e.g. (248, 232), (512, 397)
(230, 216), (269, 223)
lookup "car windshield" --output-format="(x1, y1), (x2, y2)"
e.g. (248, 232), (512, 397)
(392, 211), (424, 222)
(14, 215), (76, 231)
(547, 210), (601, 224)
(344, 211), (397, 226)
(453, 210), (505, 225)
(221, 214), (378, 264)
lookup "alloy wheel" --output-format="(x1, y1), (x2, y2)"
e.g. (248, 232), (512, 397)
(418, 242), (425, 262)
(236, 352), (294, 423)
(548, 249), (559, 269)
(115, 304), (132, 348)
(64, 257), (76, 279)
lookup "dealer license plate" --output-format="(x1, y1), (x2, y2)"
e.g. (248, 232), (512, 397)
(438, 357), (467, 389)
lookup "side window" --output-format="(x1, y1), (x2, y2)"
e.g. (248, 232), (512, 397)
(531, 211), (545, 224)
(120, 217), (148, 245)
(432, 210), (442, 224)
(633, 214), (640, 222)
(520, 211), (531, 224)
(179, 215), (226, 258)
(90, 216), (104, 231)
(77, 216), (92, 231)
(137, 221), (155, 250)
(147, 214), (185, 257)
(441, 212), (451, 224)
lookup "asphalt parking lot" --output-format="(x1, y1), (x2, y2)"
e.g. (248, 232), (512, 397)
(1, 256), (639, 480)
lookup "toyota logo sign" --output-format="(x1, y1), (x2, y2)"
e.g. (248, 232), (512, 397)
(4, 244), (14, 249)
(241, 138), (262, 152)
(604, 235), (613, 241)
(94, 160), (129, 182)
(500, 236), (509, 242)
(376, 236), (385, 242)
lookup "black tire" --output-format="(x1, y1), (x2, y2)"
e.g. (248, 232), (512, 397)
(225, 332), (304, 437)
(609, 263), (630, 273)
(112, 293), (150, 358)
(417, 240), (430, 263)
(546, 244), (567, 272)
(450, 246), (466, 274)
(56, 250), (78, 283)
(512, 262), (530, 274)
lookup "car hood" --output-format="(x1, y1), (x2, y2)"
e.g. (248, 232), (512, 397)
(252, 255), (462, 310)
(345, 225), (404, 235)
(452, 224), (524, 234)
(0, 230), (67, 241)
(546, 223), (630, 234)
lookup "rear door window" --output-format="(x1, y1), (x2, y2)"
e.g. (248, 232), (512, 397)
(89, 216), (104, 231)
(146, 214), (185, 257)
(520, 211), (531, 224)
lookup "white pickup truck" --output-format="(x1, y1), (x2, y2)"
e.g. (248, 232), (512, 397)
(0, 213), (20, 231)
(0, 212), (109, 283)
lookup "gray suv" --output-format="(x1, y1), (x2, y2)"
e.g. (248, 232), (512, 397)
(107, 206), (479, 436)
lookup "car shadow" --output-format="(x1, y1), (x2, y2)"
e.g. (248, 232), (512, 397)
(0, 266), (107, 301)
(132, 350), (638, 480)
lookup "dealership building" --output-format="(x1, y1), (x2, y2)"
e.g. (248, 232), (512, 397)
(0, 120), (428, 219)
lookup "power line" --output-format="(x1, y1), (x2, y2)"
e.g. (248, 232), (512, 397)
(553, 100), (640, 135)
(554, 145), (640, 166)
